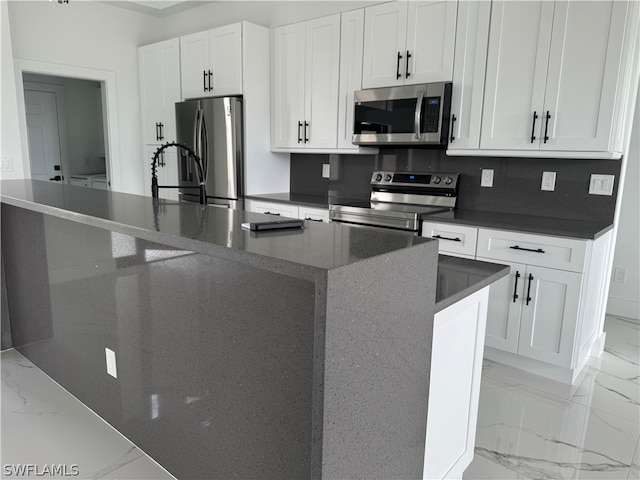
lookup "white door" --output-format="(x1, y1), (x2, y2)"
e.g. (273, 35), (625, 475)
(449, 0), (491, 149)
(210, 23), (243, 96)
(24, 90), (63, 182)
(404, 0), (457, 85)
(362, 1), (407, 88)
(304, 14), (340, 148)
(483, 261), (526, 354)
(180, 31), (210, 99)
(337, 9), (364, 149)
(517, 266), (582, 368)
(541, 0), (627, 152)
(271, 22), (306, 148)
(480, 0), (554, 150)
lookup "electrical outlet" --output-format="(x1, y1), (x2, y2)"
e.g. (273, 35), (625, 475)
(105, 348), (117, 378)
(613, 267), (627, 284)
(589, 174), (615, 196)
(0, 158), (13, 172)
(541, 171), (556, 191)
(322, 164), (330, 179)
(481, 169), (493, 187)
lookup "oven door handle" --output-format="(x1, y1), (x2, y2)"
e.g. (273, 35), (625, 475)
(414, 90), (424, 140)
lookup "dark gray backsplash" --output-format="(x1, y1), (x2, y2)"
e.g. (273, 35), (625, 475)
(290, 150), (621, 223)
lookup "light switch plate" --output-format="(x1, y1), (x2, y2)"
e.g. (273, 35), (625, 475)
(322, 164), (330, 179)
(541, 171), (556, 191)
(481, 169), (493, 187)
(105, 348), (117, 378)
(589, 174), (615, 195)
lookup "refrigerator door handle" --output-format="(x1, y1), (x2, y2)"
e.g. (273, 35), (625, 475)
(200, 112), (209, 182)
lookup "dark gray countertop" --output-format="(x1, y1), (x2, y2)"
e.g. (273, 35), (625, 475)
(247, 194), (613, 240)
(0, 180), (432, 278)
(425, 209), (613, 240)
(435, 255), (509, 313)
(245, 192), (329, 208)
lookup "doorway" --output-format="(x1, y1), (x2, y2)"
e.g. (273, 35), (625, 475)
(23, 73), (107, 188)
(15, 59), (120, 191)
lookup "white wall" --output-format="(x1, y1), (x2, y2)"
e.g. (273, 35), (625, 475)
(607, 90), (640, 320)
(0, 1), (25, 179)
(7, 0), (161, 194)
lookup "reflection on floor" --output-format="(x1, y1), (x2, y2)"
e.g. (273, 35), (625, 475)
(1, 315), (638, 480)
(1, 349), (175, 479)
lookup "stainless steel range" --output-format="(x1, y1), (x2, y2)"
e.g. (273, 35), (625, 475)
(329, 171), (459, 234)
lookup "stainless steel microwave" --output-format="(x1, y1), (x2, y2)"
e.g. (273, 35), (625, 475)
(352, 82), (452, 146)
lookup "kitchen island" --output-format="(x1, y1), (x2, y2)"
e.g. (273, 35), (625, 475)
(1, 180), (507, 480)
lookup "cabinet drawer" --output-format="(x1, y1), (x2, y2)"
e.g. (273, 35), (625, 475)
(477, 229), (587, 273)
(422, 222), (478, 257)
(245, 200), (299, 218)
(299, 206), (329, 223)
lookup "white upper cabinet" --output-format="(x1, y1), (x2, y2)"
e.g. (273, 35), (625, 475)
(362, 0), (457, 89)
(138, 38), (181, 145)
(271, 14), (340, 149)
(481, 0), (632, 155)
(180, 23), (242, 99)
(448, 1), (491, 149)
(337, 9), (365, 149)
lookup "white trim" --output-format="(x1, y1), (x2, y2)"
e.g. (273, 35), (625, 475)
(446, 149), (623, 159)
(606, 297), (640, 320)
(14, 59), (120, 191)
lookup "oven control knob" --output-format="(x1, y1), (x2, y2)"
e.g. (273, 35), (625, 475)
(444, 176), (453, 185)
(384, 174), (392, 181)
(432, 176), (442, 184)
(374, 174), (383, 182)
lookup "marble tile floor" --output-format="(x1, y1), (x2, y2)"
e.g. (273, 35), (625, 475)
(1, 314), (638, 480)
(464, 314), (640, 480)
(1, 348), (175, 480)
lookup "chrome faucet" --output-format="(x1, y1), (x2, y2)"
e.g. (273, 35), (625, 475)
(151, 142), (207, 204)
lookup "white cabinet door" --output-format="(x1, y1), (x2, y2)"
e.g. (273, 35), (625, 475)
(298, 206), (329, 223)
(337, 9), (364, 149)
(139, 39), (181, 145)
(540, 1), (627, 152)
(180, 31), (210, 99)
(448, 0), (491, 149)
(271, 22), (306, 148)
(304, 15), (340, 148)
(210, 23), (243, 96)
(362, 1), (407, 88)
(482, 261), (526, 354)
(517, 266), (582, 368)
(404, 0), (457, 85)
(480, 0), (554, 150)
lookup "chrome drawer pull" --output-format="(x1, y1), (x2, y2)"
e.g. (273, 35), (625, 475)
(510, 245), (545, 254)
(433, 234), (461, 242)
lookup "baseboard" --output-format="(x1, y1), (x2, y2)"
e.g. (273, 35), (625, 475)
(606, 297), (640, 321)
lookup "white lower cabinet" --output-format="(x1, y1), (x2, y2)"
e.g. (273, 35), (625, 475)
(245, 199), (329, 222)
(423, 220), (613, 383)
(424, 287), (489, 479)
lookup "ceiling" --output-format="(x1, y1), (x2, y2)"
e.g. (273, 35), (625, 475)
(101, 0), (213, 17)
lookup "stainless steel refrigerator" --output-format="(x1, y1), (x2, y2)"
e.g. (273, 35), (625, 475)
(175, 96), (243, 208)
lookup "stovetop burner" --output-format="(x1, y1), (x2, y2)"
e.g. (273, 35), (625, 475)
(329, 171), (460, 233)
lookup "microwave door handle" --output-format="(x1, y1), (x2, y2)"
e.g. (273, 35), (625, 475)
(414, 91), (424, 140)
